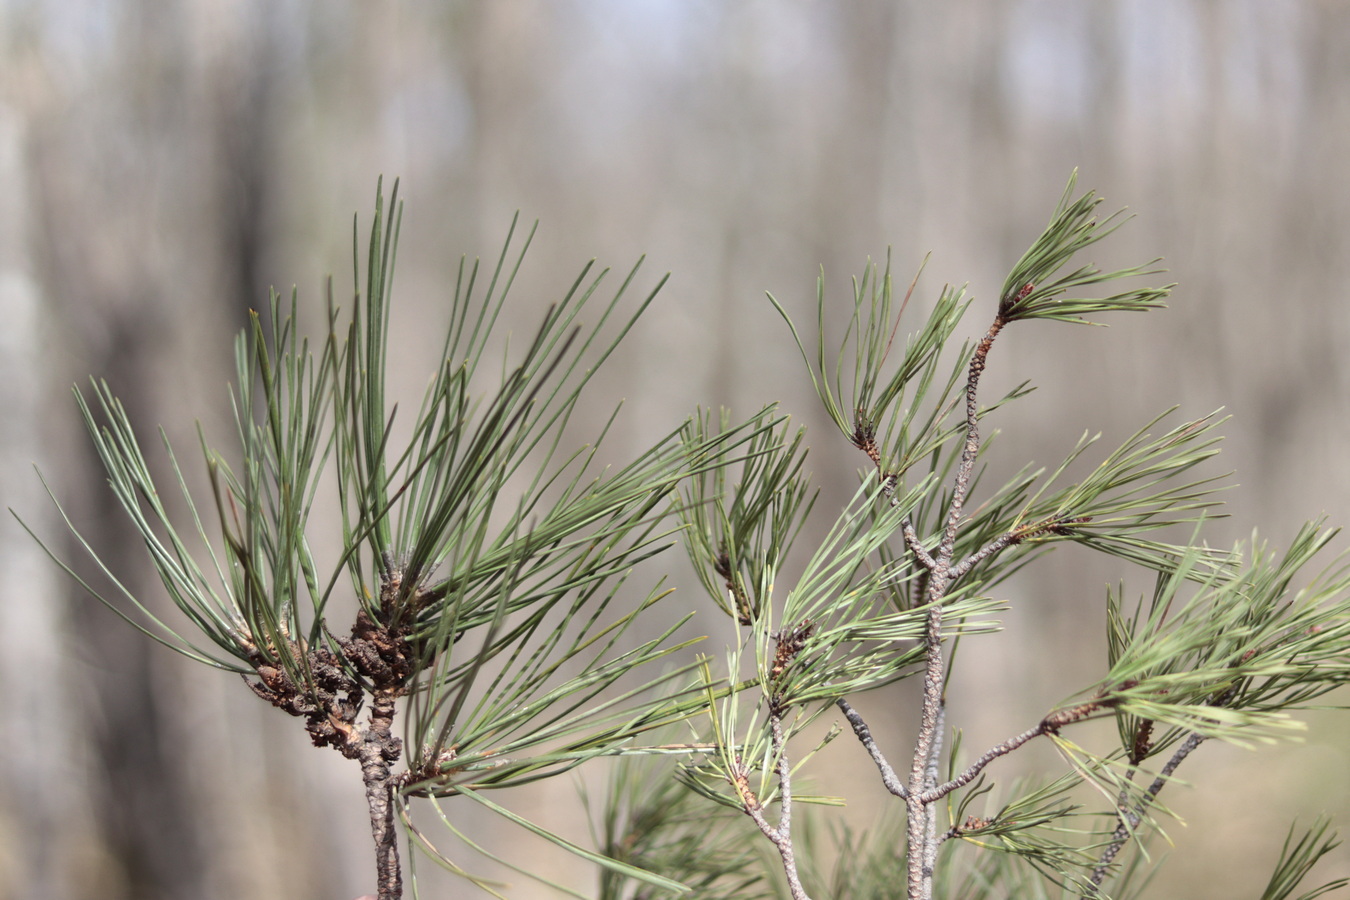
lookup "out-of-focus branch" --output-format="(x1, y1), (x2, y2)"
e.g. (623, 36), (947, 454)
(1086, 732), (1206, 894)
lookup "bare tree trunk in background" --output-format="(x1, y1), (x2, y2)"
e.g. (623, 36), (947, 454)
(212, 11), (281, 334)
(10, 3), (342, 898)
(26, 27), (205, 900)
(0, 54), (87, 900)
(11, 5), (205, 893)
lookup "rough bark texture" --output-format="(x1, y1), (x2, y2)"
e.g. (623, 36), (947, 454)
(356, 690), (404, 900)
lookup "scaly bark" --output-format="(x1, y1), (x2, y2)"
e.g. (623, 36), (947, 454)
(357, 689), (404, 900)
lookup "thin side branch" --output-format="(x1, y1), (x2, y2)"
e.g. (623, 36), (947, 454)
(1086, 732), (1207, 893)
(837, 698), (907, 798)
(946, 530), (1022, 583)
(948, 513), (1092, 582)
(903, 520), (938, 572)
(739, 708), (813, 900)
(922, 722), (1046, 803)
(922, 700), (1104, 803)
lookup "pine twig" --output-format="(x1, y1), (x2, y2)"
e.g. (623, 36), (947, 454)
(1085, 731), (1207, 893)
(948, 513), (1092, 582)
(921, 700), (1103, 803)
(837, 698), (907, 798)
(902, 520), (938, 572)
(736, 707), (812, 900)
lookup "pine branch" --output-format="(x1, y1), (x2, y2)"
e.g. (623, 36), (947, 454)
(358, 689), (405, 900)
(899, 307), (1007, 900)
(837, 698), (907, 798)
(734, 709), (813, 900)
(1085, 731), (1205, 894)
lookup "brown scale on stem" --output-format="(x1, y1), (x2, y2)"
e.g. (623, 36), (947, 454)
(770, 620), (816, 692)
(339, 609), (416, 686)
(960, 815), (994, 832)
(852, 416), (901, 497)
(241, 563), (431, 899)
(714, 547), (756, 625)
(729, 756), (759, 812)
(1131, 719), (1155, 764)
(852, 416), (881, 465)
(1013, 513), (1093, 542)
(998, 282), (1036, 319)
(1040, 699), (1108, 733)
(243, 640), (365, 751)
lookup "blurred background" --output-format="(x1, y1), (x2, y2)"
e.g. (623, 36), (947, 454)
(3, 1), (1350, 898)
